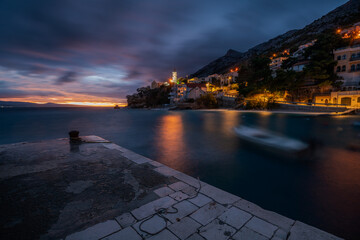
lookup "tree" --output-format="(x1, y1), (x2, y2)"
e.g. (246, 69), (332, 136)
(196, 93), (218, 108)
(304, 32), (349, 84)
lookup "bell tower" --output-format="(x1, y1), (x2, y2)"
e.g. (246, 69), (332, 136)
(172, 68), (177, 83)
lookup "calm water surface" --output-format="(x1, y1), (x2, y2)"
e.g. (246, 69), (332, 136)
(1, 108), (360, 239)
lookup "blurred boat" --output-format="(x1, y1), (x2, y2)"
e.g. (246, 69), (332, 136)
(234, 126), (309, 153)
(353, 121), (360, 127)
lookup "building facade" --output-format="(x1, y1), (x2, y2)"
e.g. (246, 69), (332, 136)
(334, 45), (360, 90)
(314, 90), (360, 107)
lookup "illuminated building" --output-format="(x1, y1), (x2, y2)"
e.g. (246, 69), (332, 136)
(334, 45), (360, 90)
(314, 91), (360, 107)
(269, 57), (288, 71)
(292, 40), (317, 58)
(336, 22), (360, 40)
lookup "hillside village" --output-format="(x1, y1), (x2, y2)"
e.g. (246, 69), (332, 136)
(127, 0), (360, 110)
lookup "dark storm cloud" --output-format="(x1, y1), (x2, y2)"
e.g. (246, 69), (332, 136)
(55, 71), (77, 85)
(0, 0), (348, 99)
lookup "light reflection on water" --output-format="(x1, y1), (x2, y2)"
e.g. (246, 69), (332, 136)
(155, 113), (187, 172)
(1, 108), (360, 239)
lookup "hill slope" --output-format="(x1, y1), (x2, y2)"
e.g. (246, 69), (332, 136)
(191, 0), (360, 77)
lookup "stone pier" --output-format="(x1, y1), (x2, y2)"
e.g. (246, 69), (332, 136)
(0, 136), (343, 240)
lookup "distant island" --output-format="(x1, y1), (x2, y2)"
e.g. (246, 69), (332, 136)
(0, 101), (87, 108)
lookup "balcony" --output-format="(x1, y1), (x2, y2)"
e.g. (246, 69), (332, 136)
(350, 56), (360, 61)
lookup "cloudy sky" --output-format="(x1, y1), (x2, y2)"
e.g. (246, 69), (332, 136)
(0, 0), (347, 106)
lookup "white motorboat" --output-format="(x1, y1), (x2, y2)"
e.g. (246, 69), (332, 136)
(234, 125), (309, 153)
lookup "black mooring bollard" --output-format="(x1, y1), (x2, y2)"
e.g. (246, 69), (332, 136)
(68, 130), (81, 143)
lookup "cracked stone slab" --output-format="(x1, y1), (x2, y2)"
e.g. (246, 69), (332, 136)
(190, 202), (226, 226)
(218, 207), (252, 229)
(169, 191), (189, 201)
(131, 196), (177, 220)
(288, 221), (343, 240)
(181, 185), (197, 196)
(168, 217), (201, 240)
(102, 226), (142, 240)
(245, 217), (278, 238)
(198, 219), (236, 240)
(65, 220), (121, 240)
(154, 186), (175, 197)
(232, 227), (269, 240)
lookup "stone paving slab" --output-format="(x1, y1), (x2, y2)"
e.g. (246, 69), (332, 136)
(115, 212), (137, 228)
(169, 181), (190, 191)
(154, 186), (175, 197)
(218, 206), (252, 229)
(199, 219), (236, 240)
(245, 217), (278, 238)
(190, 202), (226, 226)
(154, 165), (181, 177)
(188, 193), (213, 207)
(170, 191), (190, 201)
(168, 217), (202, 240)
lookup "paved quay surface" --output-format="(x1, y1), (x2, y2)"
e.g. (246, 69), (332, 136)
(0, 136), (343, 240)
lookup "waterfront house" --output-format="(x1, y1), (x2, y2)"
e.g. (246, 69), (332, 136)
(314, 90), (360, 107)
(290, 61), (310, 72)
(334, 45), (360, 90)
